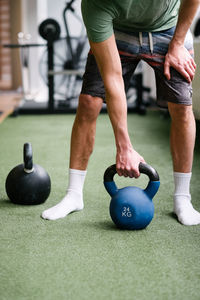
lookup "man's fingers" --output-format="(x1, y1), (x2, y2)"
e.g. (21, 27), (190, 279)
(188, 60), (196, 74)
(165, 61), (193, 83)
(164, 47), (196, 83)
(164, 61), (171, 80)
(116, 165), (140, 178)
(179, 67), (192, 82)
(191, 58), (196, 69)
(175, 64), (193, 82)
(185, 64), (195, 81)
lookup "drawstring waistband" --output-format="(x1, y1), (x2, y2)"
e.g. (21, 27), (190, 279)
(139, 32), (154, 54)
(149, 32), (153, 54)
(139, 32), (143, 48)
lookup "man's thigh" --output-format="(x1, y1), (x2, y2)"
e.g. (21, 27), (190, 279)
(141, 28), (194, 108)
(81, 38), (140, 100)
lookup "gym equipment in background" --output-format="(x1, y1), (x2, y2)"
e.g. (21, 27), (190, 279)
(4, 37), (46, 101)
(38, 0), (150, 114)
(39, 18), (61, 43)
(17, 32), (33, 99)
(4, 0), (151, 114)
(3, 34), (47, 115)
(38, 18), (63, 113)
(38, 0), (89, 112)
(104, 163), (160, 230)
(5, 143), (51, 205)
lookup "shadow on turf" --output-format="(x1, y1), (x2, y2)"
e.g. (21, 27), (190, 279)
(92, 220), (148, 232)
(91, 220), (117, 231)
(0, 198), (38, 209)
(0, 199), (26, 210)
(167, 211), (178, 222)
(0, 199), (12, 207)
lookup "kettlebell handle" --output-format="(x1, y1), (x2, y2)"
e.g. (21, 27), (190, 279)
(104, 162), (159, 182)
(23, 143), (33, 172)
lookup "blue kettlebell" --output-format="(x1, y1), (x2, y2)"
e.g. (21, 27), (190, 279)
(104, 163), (160, 230)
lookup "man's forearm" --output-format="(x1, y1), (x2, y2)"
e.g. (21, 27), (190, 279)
(105, 76), (132, 152)
(89, 35), (132, 150)
(89, 34), (145, 177)
(172, 0), (200, 44)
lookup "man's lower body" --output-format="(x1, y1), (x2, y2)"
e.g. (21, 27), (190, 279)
(42, 27), (200, 225)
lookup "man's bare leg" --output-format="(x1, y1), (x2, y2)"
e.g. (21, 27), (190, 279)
(168, 102), (200, 225)
(42, 95), (103, 220)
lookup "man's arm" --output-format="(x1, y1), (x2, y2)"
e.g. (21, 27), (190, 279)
(89, 34), (145, 178)
(164, 0), (200, 82)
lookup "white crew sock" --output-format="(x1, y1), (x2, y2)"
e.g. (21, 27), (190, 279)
(41, 169), (87, 220)
(173, 172), (200, 226)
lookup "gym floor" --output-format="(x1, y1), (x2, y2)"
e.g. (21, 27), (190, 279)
(0, 111), (200, 300)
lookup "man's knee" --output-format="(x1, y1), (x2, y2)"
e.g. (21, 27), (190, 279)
(77, 94), (103, 122)
(168, 102), (194, 123)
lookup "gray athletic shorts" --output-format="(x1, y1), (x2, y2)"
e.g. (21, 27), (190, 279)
(81, 27), (193, 108)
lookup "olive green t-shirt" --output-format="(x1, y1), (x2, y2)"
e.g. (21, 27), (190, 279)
(81, 0), (180, 42)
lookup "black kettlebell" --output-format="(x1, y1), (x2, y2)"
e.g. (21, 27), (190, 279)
(5, 143), (51, 205)
(104, 163), (160, 230)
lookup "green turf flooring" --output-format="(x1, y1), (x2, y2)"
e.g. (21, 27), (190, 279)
(0, 111), (200, 300)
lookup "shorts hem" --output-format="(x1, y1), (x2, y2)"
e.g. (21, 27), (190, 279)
(80, 91), (105, 101)
(157, 99), (192, 109)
